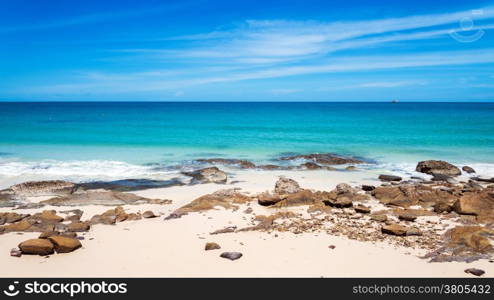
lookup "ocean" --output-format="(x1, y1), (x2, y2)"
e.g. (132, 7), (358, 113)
(0, 102), (493, 184)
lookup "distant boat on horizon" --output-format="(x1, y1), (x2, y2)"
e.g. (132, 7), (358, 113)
(391, 99), (399, 103)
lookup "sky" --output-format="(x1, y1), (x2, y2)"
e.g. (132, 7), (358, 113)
(1, 0), (494, 101)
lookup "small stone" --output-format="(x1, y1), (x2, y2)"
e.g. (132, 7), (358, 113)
(406, 228), (422, 236)
(10, 248), (22, 257)
(371, 214), (388, 222)
(142, 211), (157, 218)
(210, 226), (237, 235)
(462, 166), (476, 174)
(361, 185), (375, 191)
(354, 205), (371, 214)
(378, 174), (402, 182)
(243, 207), (253, 214)
(398, 213), (417, 222)
(465, 268), (485, 276)
(205, 242), (221, 251)
(381, 224), (408, 236)
(328, 245), (336, 249)
(220, 252), (242, 261)
(67, 222), (90, 232)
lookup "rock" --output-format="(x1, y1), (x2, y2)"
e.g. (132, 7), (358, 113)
(361, 185), (375, 192)
(336, 183), (354, 194)
(372, 184), (457, 208)
(465, 268), (485, 276)
(77, 178), (184, 192)
(10, 248), (22, 257)
(205, 242), (221, 250)
(39, 231), (59, 239)
(60, 232), (77, 238)
(453, 189), (494, 222)
(18, 239), (54, 255)
(257, 164), (284, 170)
(243, 207), (253, 214)
(41, 190), (157, 206)
(278, 153), (364, 165)
(462, 166), (476, 174)
(257, 192), (281, 206)
(371, 214), (388, 222)
(48, 236), (82, 253)
(67, 222), (90, 232)
(142, 211), (157, 218)
(381, 224), (408, 236)
(9, 180), (76, 196)
(378, 175), (402, 182)
(1, 219), (33, 232)
(274, 190), (322, 207)
(0, 212), (30, 224)
(398, 213), (417, 222)
(274, 177), (301, 194)
(345, 166), (357, 171)
(433, 202), (453, 213)
(431, 173), (457, 184)
(328, 245), (336, 249)
(299, 162), (322, 170)
(220, 252), (242, 261)
(126, 213), (142, 221)
(416, 160), (461, 176)
(90, 214), (116, 225)
(406, 228), (423, 236)
(31, 210), (64, 224)
(354, 205), (371, 214)
(0, 191), (19, 207)
(183, 167), (227, 184)
(196, 158), (256, 169)
(210, 226), (237, 235)
(471, 177), (494, 183)
(167, 189), (251, 218)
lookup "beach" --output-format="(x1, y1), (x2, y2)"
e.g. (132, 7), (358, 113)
(1, 163), (493, 277)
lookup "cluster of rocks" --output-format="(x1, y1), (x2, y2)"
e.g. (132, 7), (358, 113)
(2, 206), (159, 257)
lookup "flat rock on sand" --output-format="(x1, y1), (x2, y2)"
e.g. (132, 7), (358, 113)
(416, 160), (461, 176)
(182, 167), (227, 184)
(18, 239), (54, 255)
(48, 236), (82, 253)
(40, 190), (158, 206)
(220, 252), (243, 261)
(8, 180), (77, 197)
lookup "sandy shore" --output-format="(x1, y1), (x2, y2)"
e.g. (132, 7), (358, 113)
(1, 169), (493, 277)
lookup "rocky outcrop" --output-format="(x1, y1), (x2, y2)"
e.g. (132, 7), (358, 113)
(182, 167), (227, 184)
(9, 180), (76, 197)
(257, 192), (282, 206)
(462, 166), (476, 174)
(67, 221), (90, 232)
(372, 184), (457, 208)
(41, 190), (161, 206)
(273, 190), (323, 208)
(196, 158), (256, 169)
(322, 184), (369, 208)
(77, 178), (184, 192)
(165, 189), (251, 219)
(453, 188), (494, 222)
(378, 174), (402, 182)
(47, 236), (82, 253)
(416, 160), (461, 176)
(298, 162), (322, 170)
(274, 177), (301, 194)
(278, 153), (364, 165)
(18, 239), (54, 255)
(381, 224), (408, 236)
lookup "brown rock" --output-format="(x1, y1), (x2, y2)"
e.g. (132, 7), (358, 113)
(205, 242), (221, 250)
(345, 166), (357, 171)
(9, 180), (76, 196)
(453, 190), (494, 222)
(378, 174), (402, 182)
(381, 224), (408, 236)
(354, 205), (371, 214)
(1, 219), (32, 232)
(257, 192), (281, 206)
(41, 190), (156, 206)
(416, 160), (461, 176)
(31, 210), (64, 224)
(48, 236), (82, 253)
(67, 222), (90, 232)
(278, 153), (364, 165)
(39, 231), (59, 239)
(299, 162), (322, 170)
(142, 211), (157, 218)
(196, 158), (256, 169)
(398, 213), (417, 222)
(126, 213), (142, 221)
(210, 226), (237, 235)
(18, 238), (54, 255)
(371, 214), (388, 222)
(462, 166), (476, 174)
(274, 190), (321, 207)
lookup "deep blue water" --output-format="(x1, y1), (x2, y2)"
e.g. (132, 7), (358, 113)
(0, 102), (493, 180)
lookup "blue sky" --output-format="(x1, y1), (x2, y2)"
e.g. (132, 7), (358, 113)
(1, 0), (494, 101)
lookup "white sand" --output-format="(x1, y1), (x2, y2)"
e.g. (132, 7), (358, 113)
(1, 169), (492, 277)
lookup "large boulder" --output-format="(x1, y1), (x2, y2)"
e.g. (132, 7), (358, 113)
(453, 189), (494, 222)
(372, 184), (457, 208)
(462, 166), (476, 174)
(48, 236), (82, 253)
(9, 180), (76, 197)
(274, 177), (301, 194)
(273, 190), (322, 208)
(416, 160), (461, 176)
(183, 167), (227, 184)
(18, 239), (54, 255)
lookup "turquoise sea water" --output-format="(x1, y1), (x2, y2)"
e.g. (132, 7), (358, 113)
(0, 102), (493, 182)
